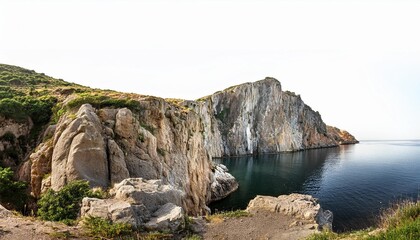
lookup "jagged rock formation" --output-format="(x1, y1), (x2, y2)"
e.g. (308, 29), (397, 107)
(196, 78), (357, 156)
(327, 126), (359, 144)
(210, 164), (238, 202)
(51, 104), (109, 190)
(0, 64), (357, 216)
(81, 178), (185, 230)
(49, 103), (212, 215)
(246, 193), (333, 231)
(205, 193), (334, 239)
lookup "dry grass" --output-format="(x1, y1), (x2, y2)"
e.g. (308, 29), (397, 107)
(307, 199), (420, 240)
(206, 210), (251, 224)
(380, 200), (420, 229)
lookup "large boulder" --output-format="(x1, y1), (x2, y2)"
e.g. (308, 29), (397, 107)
(81, 178), (185, 230)
(111, 178), (184, 213)
(210, 164), (238, 202)
(246, 193), (333, 230)
(144, 203), (184, 231)
(81, 198), (140, 227)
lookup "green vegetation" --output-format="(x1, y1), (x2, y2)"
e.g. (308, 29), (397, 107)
(66, 92), (142, 112)
(0, 167), (27, 209)
(37, 180), (104, 223)
(83, 216), (132, 238)
(183, 234), (202, 240)
(307, 200), (420, 240)
(374, 200), (420, 240)
(137, 231), (174, 240)
(214, 209), (250, 218)
(0, 64), (70, 87)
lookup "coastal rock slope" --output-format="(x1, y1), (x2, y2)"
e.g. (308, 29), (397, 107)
(196, 78), (357, 156)
(0, 64), (357, 215)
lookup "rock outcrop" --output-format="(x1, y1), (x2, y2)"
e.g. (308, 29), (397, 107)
(18, 77), (357, 216)
(51, 104), (109, 190)
(246, 193), (333, 231)
(81, 178), (185, 230)
(29, 140), (53, 197)
(210, 164), (239, 202)
(197, 78), (342, 156)
(327, 126), (359, 144)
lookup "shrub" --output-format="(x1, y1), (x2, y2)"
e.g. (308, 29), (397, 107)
(37, 180), (104, 222)
(0, 96), (56, 124)
(18, 96), (56, 124)
(0, 98), (26, 121)
(66, 93), (142, 112)
(0, 167), (27, 209)
(83, 216), (132, 238)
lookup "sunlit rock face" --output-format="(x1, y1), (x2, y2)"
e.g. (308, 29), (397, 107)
(246, 193), (333, 231)
(196, 78), (351, 156)
(23, 78), (357, 214)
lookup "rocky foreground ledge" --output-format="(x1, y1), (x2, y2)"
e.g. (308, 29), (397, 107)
(0, 192), (331, 239)
(246, 194), (333, 231)
(205, 193), (333, 240)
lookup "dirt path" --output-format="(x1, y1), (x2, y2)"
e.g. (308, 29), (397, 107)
(203, 211), (318, 240)
(0, 215), (88, 240)
(1, 211), (319, 240)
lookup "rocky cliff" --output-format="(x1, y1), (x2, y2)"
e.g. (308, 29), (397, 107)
(0, 64), (357, 215)
(196, 78), (357, 156)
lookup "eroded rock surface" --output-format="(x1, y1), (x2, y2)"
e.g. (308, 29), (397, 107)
(246, 193), (333, 231)
(29, 140), (53, 197)
(22, 78), (357, 215)
(197, 78), (341, 156)
(51, 104), (108, 190)
(81, 178), (185, 230)
(327, 126), (359, 144)
(144, 203), (184, 232)
(210, 164), (239, 202)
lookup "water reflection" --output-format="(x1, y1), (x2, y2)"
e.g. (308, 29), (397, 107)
(211, 147), (339, 211)
(210, 141), (420, 232)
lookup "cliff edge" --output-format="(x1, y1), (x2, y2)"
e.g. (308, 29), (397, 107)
(0, 64), (357, 216)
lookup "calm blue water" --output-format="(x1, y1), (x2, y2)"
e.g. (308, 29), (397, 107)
(210, 140), (420, 232)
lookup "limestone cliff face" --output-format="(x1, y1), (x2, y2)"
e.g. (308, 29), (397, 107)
(196, 78), (348, 156)
(13, 77), (357, 215)
(327, 126), (359, 144)
(46, 101), (212, 215)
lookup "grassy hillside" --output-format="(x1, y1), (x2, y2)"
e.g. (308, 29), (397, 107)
(0, 64), (144, 168)
(307, 200), (420, 240)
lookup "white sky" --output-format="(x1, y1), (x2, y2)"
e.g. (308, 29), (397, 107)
(1, 0), (420, 140)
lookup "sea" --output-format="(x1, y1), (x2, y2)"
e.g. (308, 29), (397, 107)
(209, 140), (420, 232)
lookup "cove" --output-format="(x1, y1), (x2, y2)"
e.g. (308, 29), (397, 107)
(210, 140), (420, 232)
